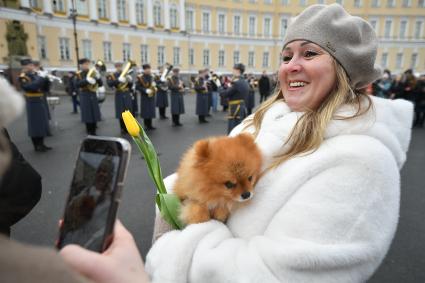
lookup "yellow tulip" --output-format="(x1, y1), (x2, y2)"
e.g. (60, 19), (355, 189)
(121, 111), (140, 137)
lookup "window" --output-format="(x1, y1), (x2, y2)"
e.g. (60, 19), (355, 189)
(29, 0), (40, 8)
(248, 51), (255, 67)
(414, 21), (423, 39)
(103, 42), (112, 62)
(59, 38), (70, 60)
(76, 0), (88, 15)
(157, 46), (165, 66)
(262, 51), (269, 67)
(203, 49), (210, 66)
(381, 52), (388, 68)
(189, 48), (194, 65)
(399, 20), (407, 39)
(154, 2), (162, 26)
(202, 12), (210, 32)
(299, 0), (307, 6)
(386, 0), (395, 7)
(233, 51), (240, 65)
(170, 5), (178, 28)
(336, 0), (343, 4)
(233, 15), (241, 35)
(249, 16), (256, 36)
(37, 36), (47, 59)
(218, 50), (225, 67)
(118, 0), (127, 21)
(384, 19), (392, 38)
(281, 0), (289, 4)
(371, 0), (379, 7)
(402, 0), (411, 7)
(53, 0), (65, 12)
(264, 0), (272, 3)
(396, 53), (403, 69)
(419, 0), (425, 7)
(370, 19), (378, 31)
(185, 10), (193, 32)
(218, 14), (226, 33)
(411, 53), (418, 68)
(82, 39), (92, 60)
(317, 0), (325, 4)
(123, 43), (131, 61)
(354, 0), (362, 7)
(136, 0), (145, 24)
(280, 18), (288, 37)
(141, 44), (148, 64)
(264, 17), (271, 37)
(98, 0), (108, 18)
(173, 47), (180, 65)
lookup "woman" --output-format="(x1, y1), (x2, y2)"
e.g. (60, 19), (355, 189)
(146, 4), (413, 283)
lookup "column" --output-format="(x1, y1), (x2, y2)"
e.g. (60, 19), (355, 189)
(147, 0), (154, 28)
(20, 0), (30, 9)
(110, 0), (118, 24)
(43, 0), (53, 14)
(164, 0), (170, 30)
(129, 0), (137, 26)
(179, 0), (185, 32)
(89, 0), (98, 22)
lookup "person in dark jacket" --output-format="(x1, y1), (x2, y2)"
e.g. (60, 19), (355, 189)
(258, 70), (271, 103)
(246, 74), (256, 115)
(168, 68), (185, 126)
(65, 71), (79, 114)
(136, 64), (157, 130)
(75, 58), (103, 135)
(107, 61), (134, 134)
(18, 58), (52, 152)
(194, 69), (210, 123)
(156, 65), (170, 119)
(220, 63), (249, 133)
(413, 74), (425, 128)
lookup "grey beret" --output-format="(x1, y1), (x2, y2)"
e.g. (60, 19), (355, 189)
(283, 4), (382, 89)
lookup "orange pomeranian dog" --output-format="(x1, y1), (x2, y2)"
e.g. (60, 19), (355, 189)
(174, 133), (263, 225)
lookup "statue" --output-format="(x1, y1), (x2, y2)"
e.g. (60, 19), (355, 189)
(6, 20), (28, 56)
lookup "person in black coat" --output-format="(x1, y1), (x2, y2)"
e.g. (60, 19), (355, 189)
(413, 75), (425, 128)
(194, 69), (210, 123)
(65, 71), (79, 114)
(18, 58), (52, 152)
(168, 68), (185, 126)
(220, 63), (249, 133)
(136, 64), (157, 130)
(156, 65), (170, 119)
(0, 129), (42, 236)
(258, 70), (271, 103)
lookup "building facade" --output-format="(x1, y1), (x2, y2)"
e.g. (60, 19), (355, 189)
(0, 0), (424, 74)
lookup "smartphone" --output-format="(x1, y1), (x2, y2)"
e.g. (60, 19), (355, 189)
(56, 136), (131, 252)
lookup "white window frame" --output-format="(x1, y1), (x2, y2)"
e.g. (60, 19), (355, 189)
(396, 52), (403, 69)
(299, 0), (307, 6)
(103, 41), (112, 62)
(157, 46), (165, 66)
(399, 19), (408, 39)
(410, 53), (418, 69)
(173, 46), (180, 66)
(202, 11), (211, 33)
(414, 20), (424, 39)
(218, 13), (226, 34)
(262, 51), (269, 67)
(381, 52), (388, 68)
(59, 37), (71, 60)
(248, 15), (256, 37)
(233, 14), (241, 35)
(136, 0), (145, 24)
(384, 18), (393, 39)
(402, 0), (411, 7)
(419, 0), (425, 8)
(233, 50), (240, 65)
(37, 35), (47, 59)
(354, 0), (362, 8)
(218, 49), (225, 67)
(82, 39), (92, 60)
(317, 0), (325, 4)
(263, 16), (272, 38)
(189, 48), (194, 65)
(170, 4), (178, 28)
(281, 0), (289, 4)
(53, 0), (65, 12)
(386, 0), (395, 7)
(248, 51), (255, 67)
(203, 49), (210, 66)
(280, 16), (289, 37)
(98, 0), (108, 18)
(336, 0), (343, 4)
(118, 0), (127, 21)
(371, 0), (380, 7)
(141, 44), (148, 64)
(185, 9), (194, 32)
(154, 1), (162, 26)
(123, 43), (131, 61)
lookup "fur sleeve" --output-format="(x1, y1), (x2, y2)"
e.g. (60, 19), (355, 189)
(146, 136), (400, 283)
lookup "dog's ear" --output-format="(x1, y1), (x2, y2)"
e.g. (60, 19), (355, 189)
(236, 133), (255, 145)
(194, 139), (210, 162)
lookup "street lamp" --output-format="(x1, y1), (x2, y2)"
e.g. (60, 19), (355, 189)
(69, 0), (80, 70)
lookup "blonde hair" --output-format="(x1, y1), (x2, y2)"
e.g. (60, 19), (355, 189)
(245, 59), (372, 169)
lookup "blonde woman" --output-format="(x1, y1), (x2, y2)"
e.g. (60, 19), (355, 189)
(146, 4), (413, 283)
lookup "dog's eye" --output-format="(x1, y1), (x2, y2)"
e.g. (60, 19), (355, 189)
(224, 181), (236, 189)
(248, 176), (253, 182)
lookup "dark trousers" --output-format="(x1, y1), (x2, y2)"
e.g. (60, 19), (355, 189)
(172, 114), (181, 126)
(414, 109), (425, 127)
(259, 93), (266, 103)
(119, 118), (127, 133)
(144, 119), (154, 129)
(198, 115), (208, 123)
(159, 107), (167, 118)
(85, 123), (97, 135)
(132, 92), (139, 116)
(31, 137), (44, 148)
(71, 95), (79, 113)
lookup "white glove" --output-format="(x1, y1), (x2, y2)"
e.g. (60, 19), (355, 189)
(151, 81), (156, 87)
(95, 71), (101, 79)
(146, 89), (152, 95)
(160, 77), (166, 82)
(87, 77), (96, 85)
(126, 75), (133, 82)
(38, 70), (48, 78)
(118, 76), (127, 83)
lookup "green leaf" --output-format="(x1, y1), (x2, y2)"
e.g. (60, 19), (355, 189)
(157, 193), (184, 229)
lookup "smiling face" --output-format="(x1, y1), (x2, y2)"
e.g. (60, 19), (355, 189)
(279, 41), (337, 111)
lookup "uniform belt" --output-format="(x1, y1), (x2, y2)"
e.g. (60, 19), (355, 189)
(25, 92), (43, 97)
(228, 99), (244, 105)
(117, 88), (130, 92)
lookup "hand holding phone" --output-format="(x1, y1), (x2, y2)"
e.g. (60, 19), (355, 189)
(57, 136), (131, 252)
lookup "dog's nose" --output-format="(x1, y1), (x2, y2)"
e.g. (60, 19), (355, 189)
(241, 192), (251, 200)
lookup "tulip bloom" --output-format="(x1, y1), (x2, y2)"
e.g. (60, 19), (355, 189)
(122, 111), (140, 137)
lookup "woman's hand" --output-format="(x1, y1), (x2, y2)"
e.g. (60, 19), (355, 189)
(60, 220), (150, 283)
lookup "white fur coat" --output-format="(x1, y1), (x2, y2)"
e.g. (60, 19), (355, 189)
(146, 96), (413, 283)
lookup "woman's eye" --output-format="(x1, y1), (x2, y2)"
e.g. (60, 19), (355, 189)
(305, 50), (318, 58)
(282, 56), (292, 63)
(225, 181), (236, 189)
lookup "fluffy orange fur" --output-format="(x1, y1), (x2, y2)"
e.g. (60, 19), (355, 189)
(174, 133), (263, 225)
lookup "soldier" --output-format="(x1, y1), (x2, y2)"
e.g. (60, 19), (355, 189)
(155, 65), (169, 119)
(220, 63), (249, 133)
(32, 60), (52, 126)
(18, 58), (52, 152)
(75, 58), (103, 135)
(168, 68), (185, 126)
(107, 61), (134, 134)
(136, 64), (157, 130)
(194, 69), (209, 123)
(246, 74), (256, 115)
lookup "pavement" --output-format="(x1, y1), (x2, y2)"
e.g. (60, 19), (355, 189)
(5, 94), (424, 282)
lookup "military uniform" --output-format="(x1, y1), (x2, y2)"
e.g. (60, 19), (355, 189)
(75, 70), (103, 135)
(155, 75), (169, 119)
(246, 79), (256, 115)
(194, 77), (209, 123)
(136, 73), (157, 130)
(220, 76), (249, 133)
(107, 71), (133, 133)
(18, 70), (51, 151)
(168, 74), (185, 126)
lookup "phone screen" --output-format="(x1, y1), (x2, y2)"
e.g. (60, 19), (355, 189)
(57, 139), (123, 252)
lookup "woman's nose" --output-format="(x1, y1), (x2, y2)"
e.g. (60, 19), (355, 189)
(286, 58), (302, 73)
